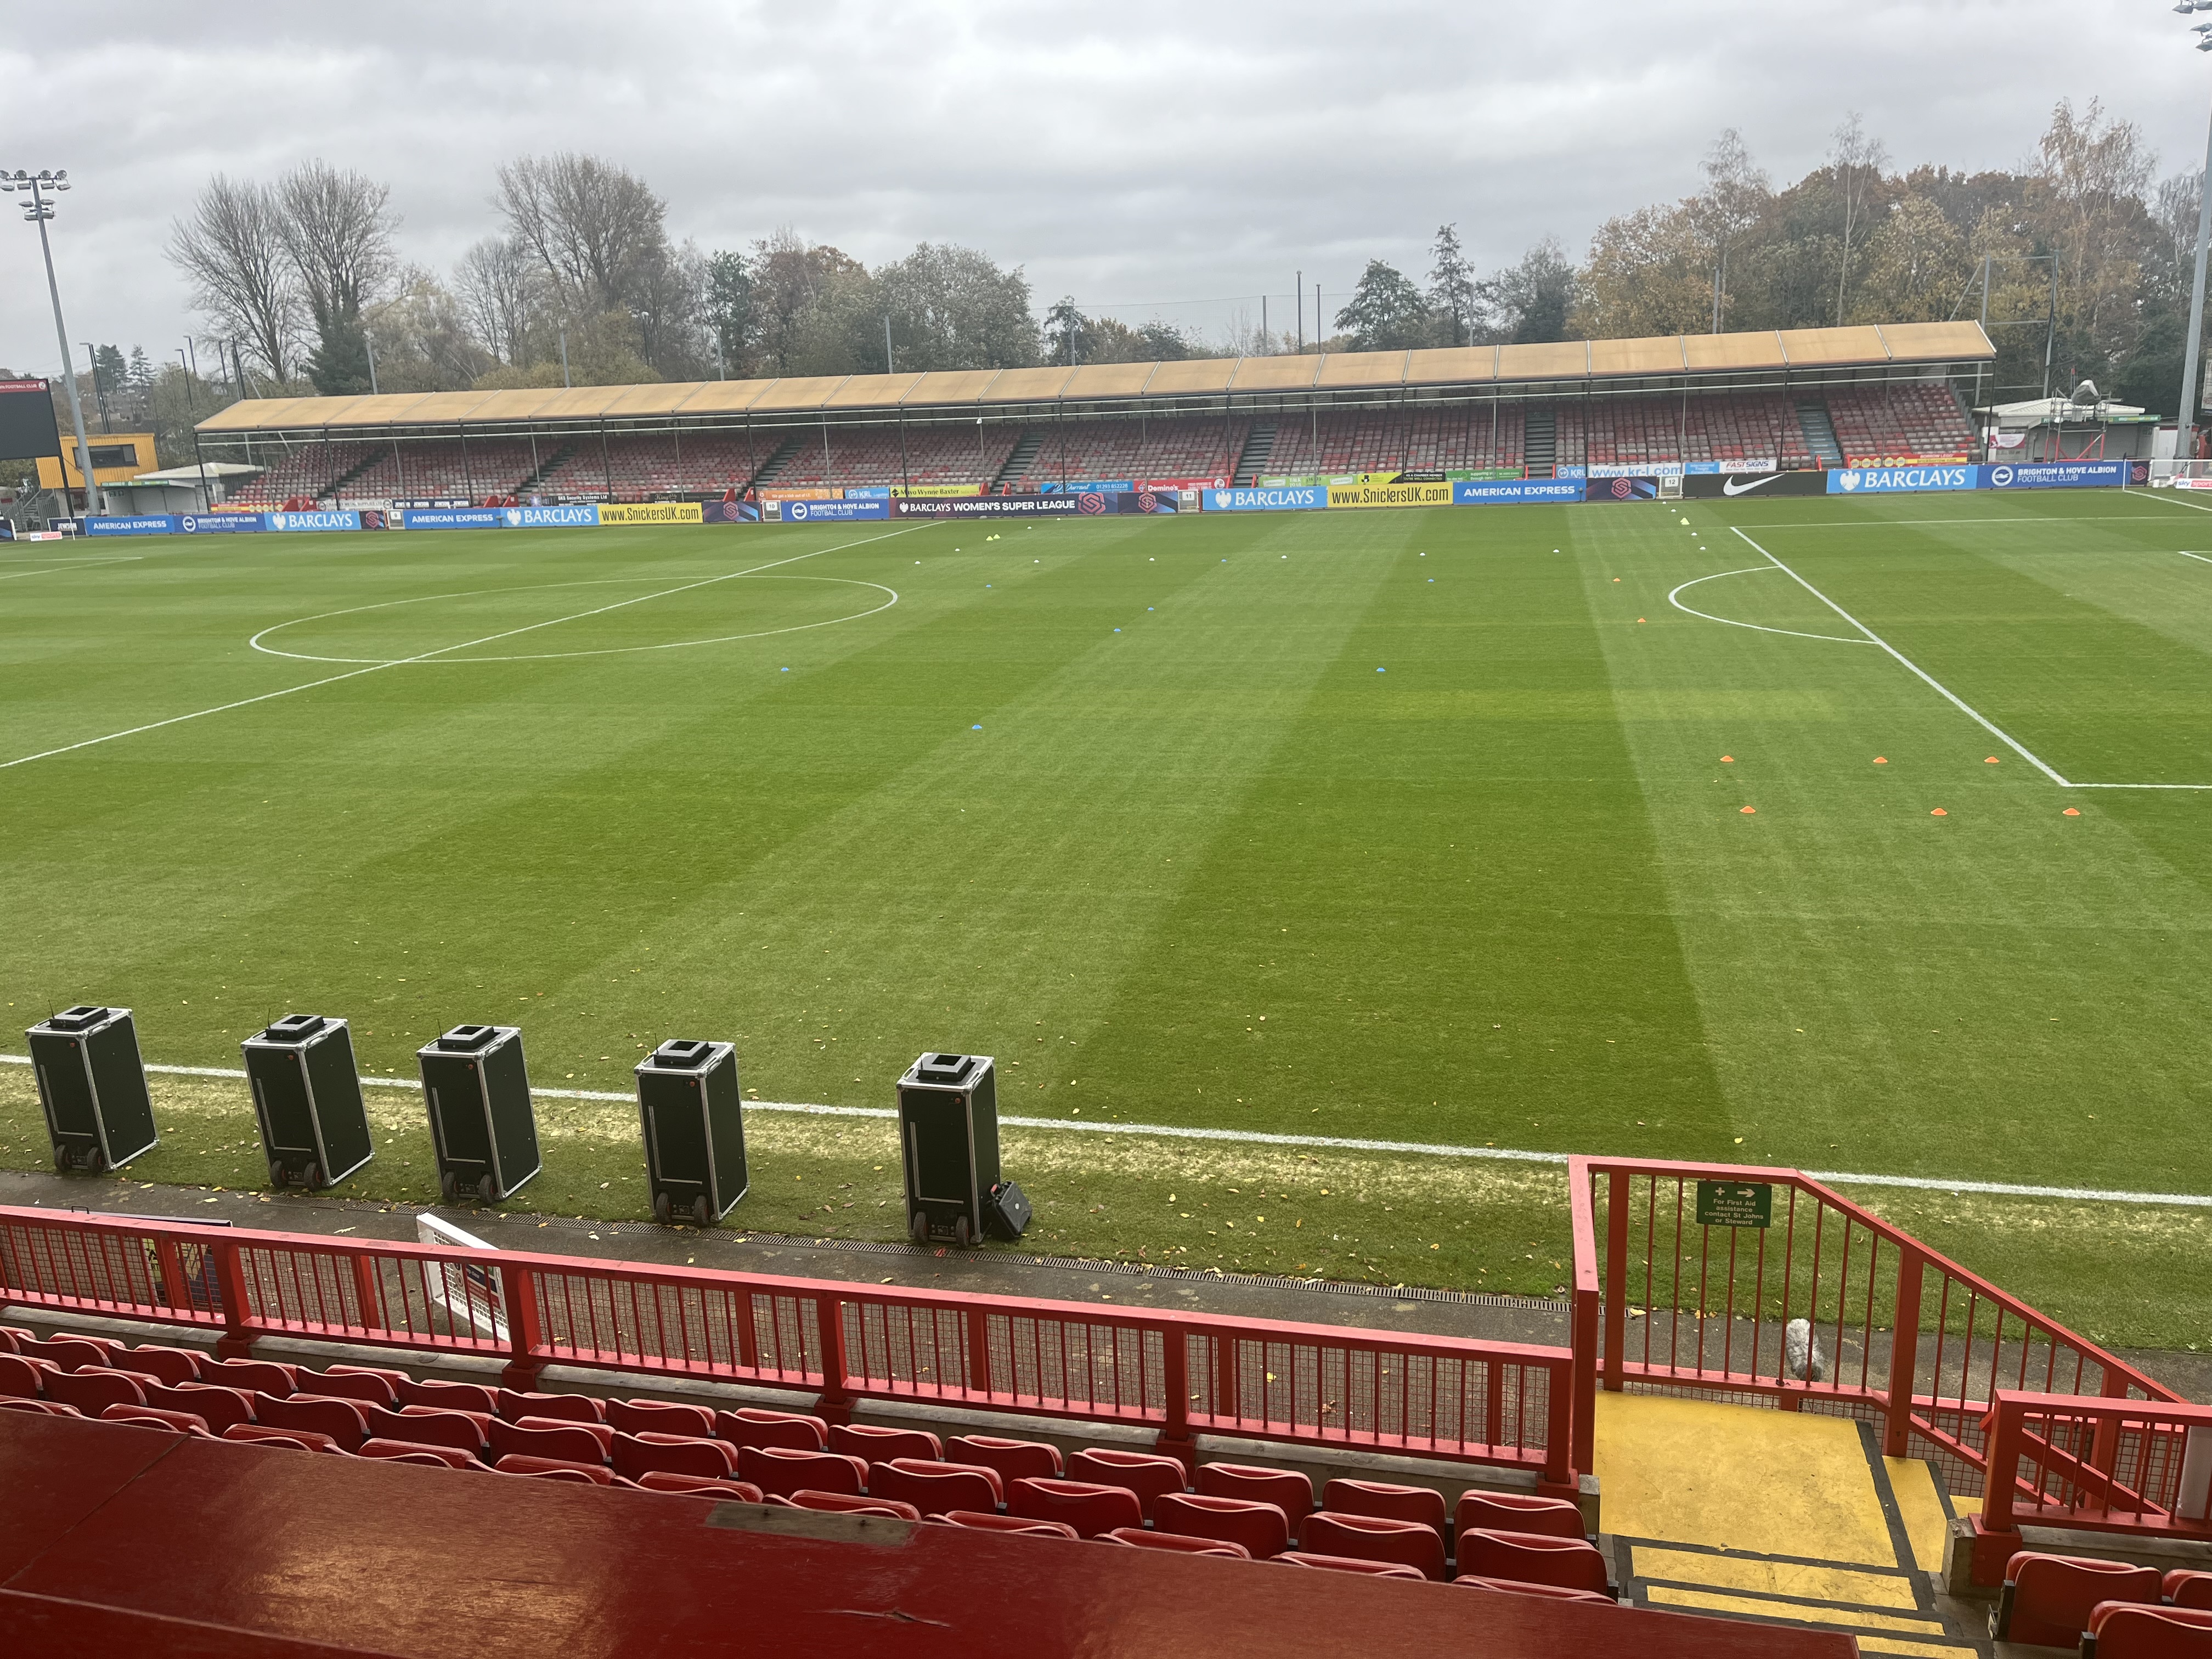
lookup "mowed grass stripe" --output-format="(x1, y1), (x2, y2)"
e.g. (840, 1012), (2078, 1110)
(1589, 496), (2211, 1191)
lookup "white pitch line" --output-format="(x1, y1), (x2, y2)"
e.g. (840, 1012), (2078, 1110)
(0, 526), (917, 773)
(4, 1053), (2204, 1209)
(0, 557), (143, 581)
(1666, 567), (1872, 644)
(2179, 550), (2212, 565)
(1730, 525), (2074, 786)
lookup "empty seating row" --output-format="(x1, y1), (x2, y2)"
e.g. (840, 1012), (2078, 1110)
(1994, 1550), (2212, 1651)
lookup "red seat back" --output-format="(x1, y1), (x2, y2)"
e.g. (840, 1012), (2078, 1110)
(488, 1418), (607, 1466)
(736, 1446), (867, 1498)
(1067, 1448), (1186, 1520)
(0, 1398), (78, 1418)
(2002, 1554), (2163, 1647)
(396, 1378), (498, 1415)
(1299, 1512), (1448, 1581)
(364, 1406), (487, 1457)
(0, 1354), (54, 1399)
(1101, 1527), (1250, 1558)
(517, 1415), (613, 1455)
(716, 1407), (827, 1452)
(635, 1472), (765, 1501)
(115, 1346), (204, 1386)
(360, 1438), (478, 1469)
(829, 1422), (942, 1463)
(1276, 1551), (1426, 1579)
(606, 1398), (714, 1438)
(2087, 1602), (2212, 1658)
(1323, 1479), (1444, 1533)
(867, 1460), (1002, 1517)
(941, 1510), (1077, 1539)
(786, 1491), (921, 1522)
(1454, 1489), (1584, 1541)
(18, 1335), (115, 1370)
(300, 1369), (396, 1406)
(100, 1403), (213, 1436)
(255, 1392), (369, 1451)
(147, 1381), (256, 1434)
(46, 1369), (148, 1414)
(610, 1430), (739, 1483)
(494, 1454), (612, 1484)
(495, 1387), (602, 1424)
(1005, 1477), (1143, 1538)
(1454, 1576), (1614, 1605)
(1195, 1463), (1314, 1525)
(947, 1436), (1063, 1483)
(202, 1358), (298, 1396)
(1454, 1529), (1609, 1595)
(223, 1424), (341, 1454)
(1156, 1492), (1290, 1559)
(2164, 1572), (2212, 1612)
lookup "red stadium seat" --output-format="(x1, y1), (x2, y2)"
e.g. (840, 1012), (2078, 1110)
(2166, 1572), (2212, 1611)
(360, 1438), (478, 1470)
(115, 1345), (205, 1386)
(304, 1369), (398, 1406)
(1005, 1477), (1143, 1538)
(1195, 1463), (1314, 1526)
(716, 1407), (828, 1451)
(0, 1354), (54, 1398)
(18, 1335), (116, 1370)
(635, 1472), (765, 1502)
(223, 1424), (341, 1454)
(495, 1388), (603, 1424)
(494, 1454), (612, 1484)
(364, 1406), (488, 1458)
(488, 1417), (608, 1466)
(396, 1378), (499, 1415)
(99, 1403), (215, 1437)
(201, 1358), (299, 1396)
(516, 1415), (613, 1455)
(1276, 1551), (1426, 1579)
(1454, 1489), (1584, 1541)
(1997, 1553), (2163, 1647)
(1299, 1512), (1448, 1581)
(0, 1398), (80, 1417)
(606, 1398), (714, 1438)
(45, 1369), (148, 1415)
(737, 1446), (868, 1498)
(867, 1459), (1002, 1517)
(1100, 1527), (1250, 1559)
(2087, 1601), (2212, 1657)
(147, 1381), (256, 1434)
(941, 1511), (1079, 1539)
(947, 1435), (1062, 1483)
(1068, 1448), (1186, 1519)
(1454, 1576), (1615, 1605)
(327, 1364), (410, 1391)
(1323, 1479), (1445, 1534)
(785, 1491), (921, 1522)
(610, 1430), (741, 1484)
(1455, 1530), (1610, 1595)
(1155, 1492), (1290, 1559)
(255, 1392), (370, 1452)
(830, 1422), (943, 1463)
(0, 1326), (19, 1352)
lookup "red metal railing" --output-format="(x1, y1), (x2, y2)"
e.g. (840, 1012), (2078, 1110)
(0, 1204), (1575, 1482)
(1566, 1156), (2179, 1496)
(1980, 1391), (2212, 1544)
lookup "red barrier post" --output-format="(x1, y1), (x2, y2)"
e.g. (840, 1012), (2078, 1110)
(1602, 1167), (1627, 1394)
(1158, 1326), (1194, 1468)
(212, 1240), (255, 1359)
(1566, 1158), (1603, 1483)
(1969, 1398), (2026, 1585)
(813, 1290), (853, 1425)
(1883, 1245), (1923, 1458)
(498, 1261), (544, 1391)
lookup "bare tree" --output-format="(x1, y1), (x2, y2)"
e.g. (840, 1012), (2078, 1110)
(166, 177), (302, 382)
(1694, 129), (1771, 332)
(454, 235), (543, 367)
(276, 162), (398, 392)
(494, 153), (668, 317)
(1830, 112), (1891, 325)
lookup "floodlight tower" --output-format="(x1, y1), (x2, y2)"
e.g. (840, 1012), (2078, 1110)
(1, 170), (103, 515)
(2174, 4), (2212, 462)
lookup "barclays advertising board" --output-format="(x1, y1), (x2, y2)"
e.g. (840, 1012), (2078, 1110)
(400, 507), (505, 530)
(83, 515), (177, 536)
(1825, 466), (1978, 495)
(1202, 487), (1325, 512)
(505, 504), (599, 527)
(268, 510), (362, 533)
(180, 512), (268, 533)
(1452, 480), (1584, 506)
(786, 498), (889, 522)
(1984, 461), (2129, 489)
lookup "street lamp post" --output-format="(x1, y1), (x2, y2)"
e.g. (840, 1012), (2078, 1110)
(2, 169), (103, 516)
(2175, 5), (2212, 462)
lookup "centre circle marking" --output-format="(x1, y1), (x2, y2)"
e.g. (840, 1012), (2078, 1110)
(247, 574), (899, 664)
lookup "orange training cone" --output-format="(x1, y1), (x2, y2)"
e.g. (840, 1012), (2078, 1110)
(1931, 808), (1948, 816)
(1720, 755), (1734, 763)
(1740, 806), (1756, 814)
(1985, 757), (2000, 764)
(1873, 757), (1887, 764)
(2063, 807), (2080, 816)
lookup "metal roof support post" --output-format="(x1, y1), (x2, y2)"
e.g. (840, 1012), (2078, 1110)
(600, 417), (613, 499)
(190, 426), (213, 514)
(460, 422), (472, 502)
(1058, 398), (1066, 490)
(392, 436), (403, 498)
(899, 409), (910, 495)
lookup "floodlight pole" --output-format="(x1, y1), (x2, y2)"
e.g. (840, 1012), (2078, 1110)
(4, 171), (103, 516)
(2179, 89), (2212, 462)
(81, 342), (109, 432)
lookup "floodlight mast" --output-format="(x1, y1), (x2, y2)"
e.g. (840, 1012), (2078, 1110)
(2, 169), (103, 516)
(2179, 4), (2212, 465)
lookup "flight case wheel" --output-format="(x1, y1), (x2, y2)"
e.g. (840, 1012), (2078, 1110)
(692, 1195), (712, 1228)
(438, 1169), (458, 1204)
(909, 1211), (928, 1245)
(269, 1159), (288, 1188)
(953, 1215), (971, 1249)
(477, 1173), (497, 1204)
(304, 1163), (323, 1190)
(653, 1191), (672, 1225)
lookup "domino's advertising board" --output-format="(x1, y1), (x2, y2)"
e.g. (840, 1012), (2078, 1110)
(785, 498), (888, 522)
(1202, 486), (1326, 512)
(1825, 465), (1978, 495)
(1451, 479), (1585, 505)
(268, 509), (362, 532)
(1983, 460), (2129, 489)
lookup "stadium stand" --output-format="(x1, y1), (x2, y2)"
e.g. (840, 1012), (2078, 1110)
(1826, 382), (1973, 461)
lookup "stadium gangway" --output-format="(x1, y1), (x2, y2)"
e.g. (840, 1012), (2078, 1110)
(0, 1204), (1577, 1489)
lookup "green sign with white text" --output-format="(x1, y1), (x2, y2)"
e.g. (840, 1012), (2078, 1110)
(1695, 1180), (1772, 1229)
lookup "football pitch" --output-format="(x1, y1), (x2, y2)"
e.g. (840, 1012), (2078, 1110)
(1, 493), (2207, 1333)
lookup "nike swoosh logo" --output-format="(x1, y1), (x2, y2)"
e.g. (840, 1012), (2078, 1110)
(1722, 475), (1784, 496)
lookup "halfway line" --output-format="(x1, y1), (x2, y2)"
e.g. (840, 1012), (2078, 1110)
(4, 1054), (2203, 1210)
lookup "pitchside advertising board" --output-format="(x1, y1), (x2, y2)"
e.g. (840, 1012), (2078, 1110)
(1681, 471), (1831, 500)
(891, 492), (1178, 518)
(782, 498), (888, 522)
(1204, 486), (1325, 512)
(1984, 460), (2135, 489)
(1825, 465), (1978, 495)
(1452, 479), (1584, 505)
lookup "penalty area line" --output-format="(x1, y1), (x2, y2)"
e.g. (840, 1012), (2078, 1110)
(4, 1053), (2204, 1210)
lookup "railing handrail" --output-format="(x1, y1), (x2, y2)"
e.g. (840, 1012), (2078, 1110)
(1565, 1155), (2177, 1406)
(0, 1204), (1572, 1371)
(1981, 1390), (2212, 1538)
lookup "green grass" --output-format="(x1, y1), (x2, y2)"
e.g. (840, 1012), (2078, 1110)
(0, 494), (2205, 1333)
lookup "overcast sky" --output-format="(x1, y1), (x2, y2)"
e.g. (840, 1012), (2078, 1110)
(1, 0), (2200, 376)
